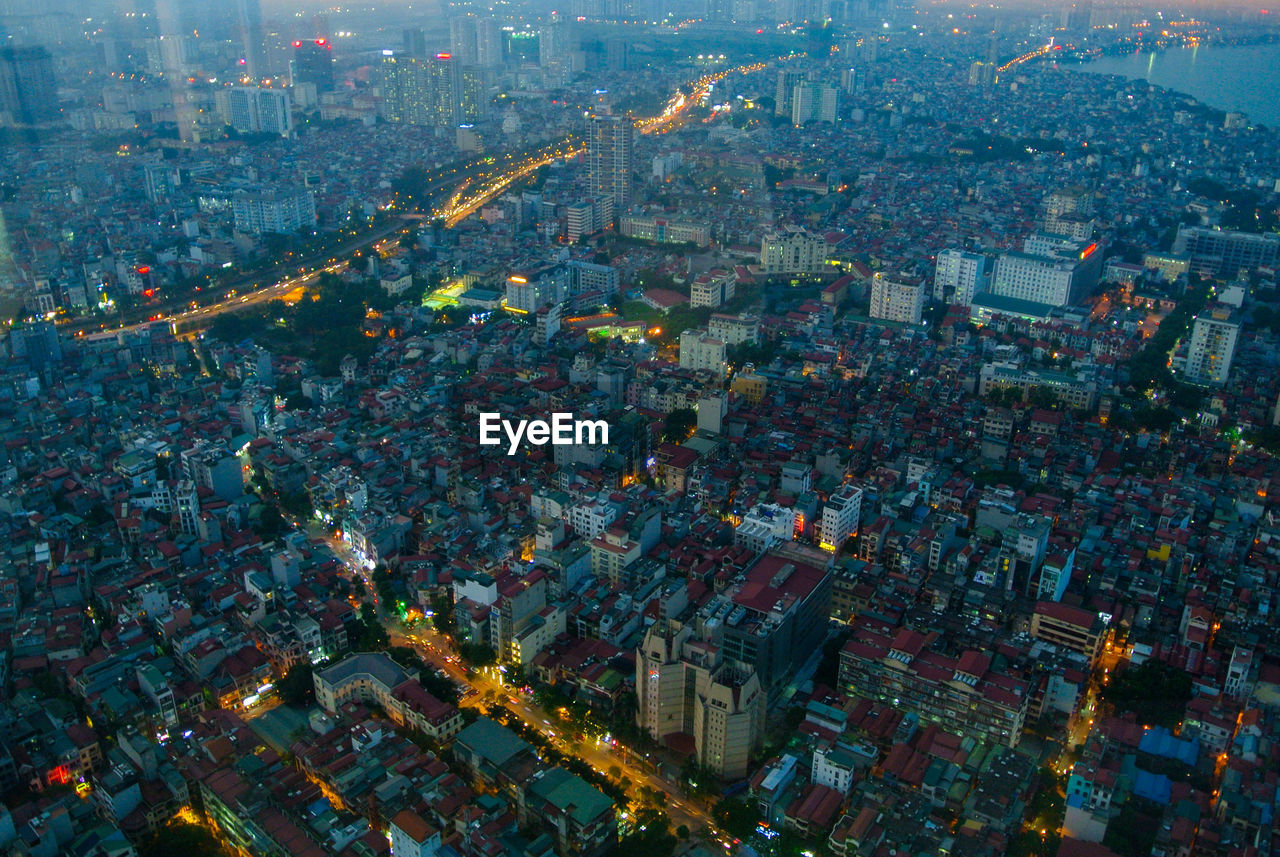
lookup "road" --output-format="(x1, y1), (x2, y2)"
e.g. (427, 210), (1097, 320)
(391, 627), (724, 843)
(436, 59), (772, 226)
(75, 220), (410, 338)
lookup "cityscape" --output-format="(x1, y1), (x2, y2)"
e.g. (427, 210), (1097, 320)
(0, 1), (1279, 857)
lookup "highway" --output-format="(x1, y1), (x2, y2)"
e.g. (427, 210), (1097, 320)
(391, 627), (724, 843)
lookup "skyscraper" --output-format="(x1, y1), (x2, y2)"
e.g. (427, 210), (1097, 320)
(381, 52), (458, 128)
(292, 39), (335, 93)
(235, 0), (266, 80)
(475, 19), (503, 68)
(449, 17), (479, 65)
(0, 46), (58, 125)
(402, 27), (428, 58)
(587, 114), (633, 218)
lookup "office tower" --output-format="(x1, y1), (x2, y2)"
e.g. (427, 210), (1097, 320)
(292, 39), (334, 92)
(587, 113), (633, 217)
(402, 27), (428, 58)
(235, 0), (266, 79)
(934, 248), (991, 304)
(637, 622), (765, 780)
(219, 87), (292, 136)
(475, 19), (503, 68)
(539, 13), (574, 81)
(1183, 305), (1239, 386)
(604, 37), (628, 70)
(449, 17), (478, 64)
(0, 46), (57, 125)
(381, 52), (458, 128)
(10, 321), (62, 369)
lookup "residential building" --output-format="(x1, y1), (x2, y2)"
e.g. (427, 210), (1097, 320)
(869, 273), (926, 325)
(934, 248), (990, 304)
(819, 484), (862, 552)
(1183, 304), (1239, 386)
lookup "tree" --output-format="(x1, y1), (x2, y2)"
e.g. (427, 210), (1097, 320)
(662, 408), (697, 443)
(430, 592), (454, 634)
(1101, 660), (1193, 730)
(139, 820), (232, 857)
(712, 797), (759, 840)
(278, 663), (315, 706)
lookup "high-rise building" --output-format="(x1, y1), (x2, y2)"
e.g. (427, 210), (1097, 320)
(449, 17), (479, 64)
(219, 86), (293, 136)
(1173, 225), (1280, 278)
(291, 39), (334, 93)
(934, 248), (991, 304)
(1183, 304), (1239, 386)
(869, 272), (926, 324)
(587, 113), (633, 217)
(987, 233), (1102, 308)
(0, 46), (58, 125)
(637, 622), (765, 779)
(380, 52), (458, 127)
(475, 19), (504, 68)
(819, 484), (862, 552)
(235, 0), (266, 79)
(231, 187), (317, 235)
(455, 65), (487, 124)
(790, 82), (838, 124)
(402, 27), (428, 58)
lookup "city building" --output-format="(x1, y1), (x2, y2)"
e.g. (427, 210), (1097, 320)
(819, 484), (862, 552)
(1029, 601), (1107, 667)
(0, 46), (57, 125)
(292, 39), (335, 93)
(381, 52), (459, 127)
(678, 329), (726, 374)
(231, 187), (317, 235)
(869, 273), (926, 325)
(618, 214), (711, 247)
(838, 627), (1030, 747)
(790, 82), (839, 125)
(760, 226), (828, 275)
(313, 652), (463, 740)
(988, 235), (1101, 308)
(934, 248), (991, 305)
(587, 114), (634, 218)
(1172, 225), (1280, 277)
(1183, 304), (1240, 386)
(636, 622), (765, 779)
(218, 87), (293, 136)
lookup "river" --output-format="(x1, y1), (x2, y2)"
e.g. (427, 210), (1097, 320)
(1073, 42), (1280, 128)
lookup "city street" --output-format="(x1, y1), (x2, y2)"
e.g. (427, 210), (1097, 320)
(389, 627), (725, 844)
